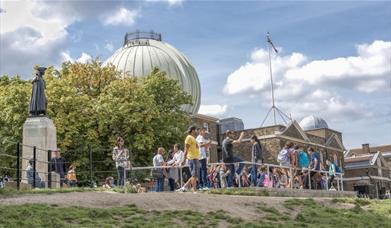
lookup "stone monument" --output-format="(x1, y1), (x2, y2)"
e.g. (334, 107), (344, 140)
(22, 67), (57, 185)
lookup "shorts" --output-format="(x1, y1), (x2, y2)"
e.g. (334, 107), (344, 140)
(188, 159), (200, 178)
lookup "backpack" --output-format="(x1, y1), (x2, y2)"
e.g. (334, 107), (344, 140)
(277, 149), (289, 163)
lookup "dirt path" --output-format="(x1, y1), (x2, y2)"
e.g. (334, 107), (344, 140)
(0, 192), (299, 219)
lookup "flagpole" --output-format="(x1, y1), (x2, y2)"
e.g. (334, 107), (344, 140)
(267, 33), (277, 125)
(261, 32), (292, 127)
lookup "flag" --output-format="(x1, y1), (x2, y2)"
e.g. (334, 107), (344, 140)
(267, 32), (278, 53)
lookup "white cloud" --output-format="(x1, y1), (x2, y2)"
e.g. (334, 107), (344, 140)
(0, 1), (140, 77)
(102, 8), (139, 26)
(285, 40), (391, 93)
(198, 104), (228, 116)
(224, 40), (390, 122)
(224, 48), (306, 95)
(61, 51), (92, 64)
(105, 42), (114, 52)
(225, 40), (390, 96)
(279, 90), (371, 122)
(145, 0), (184, 6)
(167, 0), (184, 6)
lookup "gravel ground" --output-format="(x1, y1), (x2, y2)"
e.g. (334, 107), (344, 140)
(0, 192), (296, 219)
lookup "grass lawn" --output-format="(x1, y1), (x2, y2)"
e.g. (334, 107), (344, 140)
(0, 197), (389, 227)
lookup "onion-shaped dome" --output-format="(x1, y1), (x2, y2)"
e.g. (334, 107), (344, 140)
(104, 31), (201, 114)
(299, 115), (329, 131)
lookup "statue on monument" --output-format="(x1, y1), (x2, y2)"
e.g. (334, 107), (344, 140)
(29, 67), (47, 116)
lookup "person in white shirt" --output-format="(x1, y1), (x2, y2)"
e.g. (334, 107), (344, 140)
(196, 127), (211, 190)
(167, 144), (184, 191)
(153, 147), (166, 192)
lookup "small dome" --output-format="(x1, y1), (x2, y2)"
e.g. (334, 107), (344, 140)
(104, 31), (201, 114)
(299, 115), (328, 131)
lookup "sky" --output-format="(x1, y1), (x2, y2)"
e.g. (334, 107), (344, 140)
(0, 0), (390, 149)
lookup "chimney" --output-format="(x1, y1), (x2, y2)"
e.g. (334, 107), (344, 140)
(362, 143), (370, 154)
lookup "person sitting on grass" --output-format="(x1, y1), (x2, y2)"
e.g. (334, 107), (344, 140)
(26, 158), (45, 188)
(103, 176), (115, 189)
(257, 166), (268, 187)
(219, 164), (230, 188)
(66, 164), (77, 187)
(271, 167), (280, 188)
(278, 168), (289, 188)
(207, 165), (219, 189)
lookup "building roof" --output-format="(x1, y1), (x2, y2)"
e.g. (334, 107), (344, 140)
(191, 113), (219, 122)
(344, 152), (390, 170)
(104, 31), (201, 114)
(348, 144), (391, 155)
(299, 115), (329, 131)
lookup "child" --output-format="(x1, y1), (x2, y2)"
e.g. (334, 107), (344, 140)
(257, 166), (267, 187)
(66, 164), (77, 187)
(219, 164), (230, 188)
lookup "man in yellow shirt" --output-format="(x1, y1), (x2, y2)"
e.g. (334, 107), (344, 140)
(178, 125), (200, 192)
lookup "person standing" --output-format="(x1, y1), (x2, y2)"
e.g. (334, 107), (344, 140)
(250, 135), (263, 187)
(326, 159), (336, 190)
(222, 130), (245, 187)
(196, 127), (211, 190)
(50, 150), (67, 187)
(298, 146), (310, 169)
(153, 147), (166, 192)
(166, 150), (177, 191)
(308, 147), (321, 189)
(112, 137), (130, 187)
(178, 126), (200, 193)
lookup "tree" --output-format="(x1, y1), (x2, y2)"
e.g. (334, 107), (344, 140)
(0, 60), (192, 182)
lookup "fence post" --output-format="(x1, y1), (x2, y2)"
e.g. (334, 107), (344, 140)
(337, 173), (340, 191)
(341, 173), (344, 191)
(266, 164), (270, 187)
(180, 166), (183, 188)
(16, 142), (20, 191)
(47, 150), (52, 189)
(308, 169), (311, 190)
(325, 172), (329, 190)
(290, 167), (293, 189)
(33, 146), (36, 188)
(89, 146), (93, 188)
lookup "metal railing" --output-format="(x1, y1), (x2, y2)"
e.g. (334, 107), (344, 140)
(0, 141), (344, 192)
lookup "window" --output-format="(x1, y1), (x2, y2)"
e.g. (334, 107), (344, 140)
(203, 122), (209, 132)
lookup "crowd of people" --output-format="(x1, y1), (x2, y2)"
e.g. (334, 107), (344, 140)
(22, 125), (341, 192)
(25, 150), (78, 188)
(146, 126), (342, 193)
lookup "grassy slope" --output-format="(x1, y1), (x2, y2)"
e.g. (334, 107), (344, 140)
(0, 198), (389, 228)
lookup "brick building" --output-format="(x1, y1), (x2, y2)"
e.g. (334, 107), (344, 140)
(192, 114), (345, 168)
(344, 144), (391, 198)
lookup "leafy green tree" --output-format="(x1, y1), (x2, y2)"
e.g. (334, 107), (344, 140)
(0, 61), (192, 182)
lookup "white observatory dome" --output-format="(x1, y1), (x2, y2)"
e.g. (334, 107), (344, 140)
(299, 115), (329, 131)
(104, 31), (201, 114)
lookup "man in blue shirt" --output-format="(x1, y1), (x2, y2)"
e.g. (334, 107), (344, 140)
(308, 147), (321, 189)
(309, 147), (320, 171)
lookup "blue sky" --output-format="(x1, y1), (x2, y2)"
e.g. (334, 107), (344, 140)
(1, 0), (390, 149)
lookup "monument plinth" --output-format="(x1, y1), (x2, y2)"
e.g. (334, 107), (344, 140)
(22, 116), (57, 184)
(22, 67), (57, 186)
